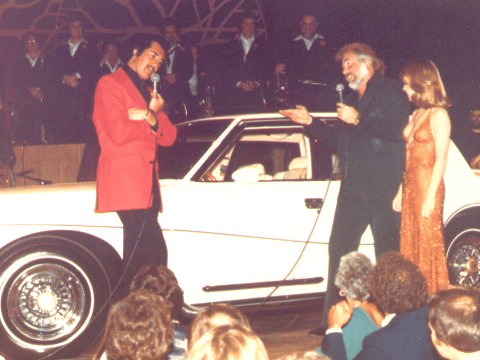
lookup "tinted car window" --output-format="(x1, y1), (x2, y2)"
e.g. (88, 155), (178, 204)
(157, 119), (232, 179)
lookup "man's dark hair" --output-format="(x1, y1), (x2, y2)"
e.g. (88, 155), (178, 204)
(66, 12), (83, 25)
(129, 35), (164, 56)
(367, 252), (429, 314)
(239, 11), (257, 27)
(130, 265), (184, 320)
(429, 287), (480, 353)
(162, 17), (180, 32)
(22, 31), (38, 43)
(299, 13), (318, 22)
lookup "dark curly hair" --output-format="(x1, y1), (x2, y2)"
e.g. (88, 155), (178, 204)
(368, 252), (428, 314)
(105, 290), (173, 360)
(189, 303), (251, 349)
(130, 265), (184, 320)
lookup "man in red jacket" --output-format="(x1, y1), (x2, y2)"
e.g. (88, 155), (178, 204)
(93, 37), (177, 295)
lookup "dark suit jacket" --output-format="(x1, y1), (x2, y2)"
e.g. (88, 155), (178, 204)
(322, 307), (440, 360)
(306, 71), (410, 200)
(222, 37), (270, 112)
(161, 44), (193, 102)
(14, 54), (52, 101)
(51, 39), (97, 142)
(283, 35), (336, 85)
(223, 37), (269, 90)
(54, 39), (96, 92)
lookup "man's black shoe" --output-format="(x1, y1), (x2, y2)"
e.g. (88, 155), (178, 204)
(308, 325), (326, 336)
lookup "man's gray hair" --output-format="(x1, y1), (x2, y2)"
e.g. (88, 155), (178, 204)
(335, 252), (372, 301)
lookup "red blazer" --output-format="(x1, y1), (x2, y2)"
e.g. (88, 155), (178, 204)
(93, 67), (177, 213)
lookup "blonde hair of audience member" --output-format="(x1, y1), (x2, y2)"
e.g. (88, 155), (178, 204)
(104, 290), (173, 360)
(189, 303), (251, 349)
(276, 351), (331, 360)
(187, 324), (268, 360)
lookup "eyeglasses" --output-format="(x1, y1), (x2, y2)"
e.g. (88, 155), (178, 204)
(27, 40), (37, 44)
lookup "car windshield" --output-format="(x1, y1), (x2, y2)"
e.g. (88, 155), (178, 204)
(157, 119), (232, 179)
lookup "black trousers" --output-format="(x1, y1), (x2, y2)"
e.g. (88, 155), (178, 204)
(116, 187), (167, 297)
(321, 187), (400, 325)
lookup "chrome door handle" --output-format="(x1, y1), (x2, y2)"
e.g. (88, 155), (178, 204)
(305, 198), (323, 209)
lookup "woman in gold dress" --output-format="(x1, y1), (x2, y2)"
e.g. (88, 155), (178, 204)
(392, 60), (451, 294)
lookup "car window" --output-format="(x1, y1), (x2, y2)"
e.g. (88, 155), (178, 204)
(199, 128), (311, 182)
(157, 119), (232, 179)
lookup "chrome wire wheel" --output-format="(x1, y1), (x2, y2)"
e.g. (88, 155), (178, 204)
(447, 230), (480, 288)
(0, 252), (93, 352)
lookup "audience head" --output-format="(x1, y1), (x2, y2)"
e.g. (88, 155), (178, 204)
(335, 42), (385, 76)
(189, 303), (251, 348)
(277, 351), (331, 360)
(428, 287), (480, 359)
(239, 12), (257, 39)
(128, 37), (165, 80)
(187, 324), (268, 360)
(130, 264), (184, 320)
(367, 252), (429, 315)
(299, 14), (319, 40)
(104, 290), (173, 360)
(400, 59), (451, 109)
(335, 251), (372, 302)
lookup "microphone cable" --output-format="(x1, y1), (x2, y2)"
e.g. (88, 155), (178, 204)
(250, 117), (339, 317)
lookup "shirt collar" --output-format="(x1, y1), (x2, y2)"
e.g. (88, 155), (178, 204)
(240, 35), (255, 56)
(26, 53), (39, 67)
(240, 34), (255, 46)
(381, 313), (396, 327)
(104, 59), (123, 73)
(68, 38), (84, 56)
(294, 33), (324, 51)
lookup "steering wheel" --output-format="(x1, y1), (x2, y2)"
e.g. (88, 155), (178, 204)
(201, 172), (217, 182)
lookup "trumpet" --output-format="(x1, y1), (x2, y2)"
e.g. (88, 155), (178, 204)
(199, 85), (215, 117)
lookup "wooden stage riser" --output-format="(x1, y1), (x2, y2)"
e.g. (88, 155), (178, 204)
(12, 144), (86, 186)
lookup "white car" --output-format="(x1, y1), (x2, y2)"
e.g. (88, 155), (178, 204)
(0, 112), (479, 359)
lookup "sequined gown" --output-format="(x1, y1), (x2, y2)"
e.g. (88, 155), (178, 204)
(400, 114), (450, 294)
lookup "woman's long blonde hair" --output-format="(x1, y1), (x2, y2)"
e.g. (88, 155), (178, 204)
(400, 60), (451, 108)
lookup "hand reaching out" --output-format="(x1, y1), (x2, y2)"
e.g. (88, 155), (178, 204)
(279, 105), (312, 125)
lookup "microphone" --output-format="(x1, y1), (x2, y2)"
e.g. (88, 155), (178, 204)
(336, 83), (345, 103)
(150, 73), (160, 93)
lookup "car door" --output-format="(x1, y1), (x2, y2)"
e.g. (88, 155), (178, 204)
(162, 118), (342, 306)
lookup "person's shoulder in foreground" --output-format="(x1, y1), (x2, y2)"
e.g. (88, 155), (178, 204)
(321, 252), (441, 360)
